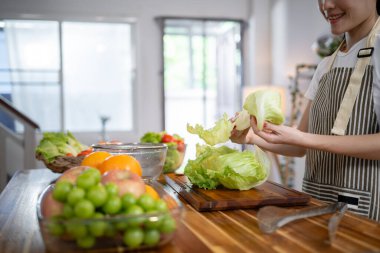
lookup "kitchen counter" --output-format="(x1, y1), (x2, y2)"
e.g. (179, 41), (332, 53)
(0, 169), (379, 253)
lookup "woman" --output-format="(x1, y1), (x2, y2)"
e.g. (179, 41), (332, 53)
(231, 0), (380, 221)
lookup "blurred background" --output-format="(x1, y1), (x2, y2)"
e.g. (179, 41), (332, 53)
(0, 0), (332, 190)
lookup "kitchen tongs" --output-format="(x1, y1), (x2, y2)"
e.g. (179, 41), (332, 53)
(257, 202), (348, 243)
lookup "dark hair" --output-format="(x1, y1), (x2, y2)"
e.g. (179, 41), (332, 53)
(378, 0), (380, 15)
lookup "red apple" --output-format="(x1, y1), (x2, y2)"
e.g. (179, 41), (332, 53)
(56, 166), (91, 184)
(40, 189), (64, 218)
(101, 169), (145, 198)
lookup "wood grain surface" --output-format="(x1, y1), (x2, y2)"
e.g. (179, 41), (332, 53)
(165, 174), (311, 211)
(0, 169), (379, 253)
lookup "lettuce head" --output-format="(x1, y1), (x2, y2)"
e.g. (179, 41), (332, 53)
(243, 90), (284, 130)
(217, 147), (270, 190)
(187, 113), (234, 146)
(184, 145), (236, 189)
(184, 145), (270, 190)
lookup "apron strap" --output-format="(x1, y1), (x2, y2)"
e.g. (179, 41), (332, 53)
(331, 17), (380, 135)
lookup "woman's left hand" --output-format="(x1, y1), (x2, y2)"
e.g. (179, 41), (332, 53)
(251, 118), (302, 145)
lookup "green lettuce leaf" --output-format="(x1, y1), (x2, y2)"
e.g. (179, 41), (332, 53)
(234, 109), (251, 131)
(163, 143), (180, 173)
(67, 131), (88, 153)
(243, 90), (284, 130)
(184, 145), (270, 190)
(187, 113), (234, 146)
(184, 145), (236, 189)
(217, 148), (269, 190)
(35, 139), (61, 163)
(35, 132), (88, 162)
(140, 132), (163, 143)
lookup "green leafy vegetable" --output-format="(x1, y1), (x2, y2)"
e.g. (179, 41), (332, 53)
(243, 90), (284, 130)
(184, 145), (270, 190)
(36, 132), (88, 162)
(187, 113), (234, 146)
(163, 143), (180, 173)
(234, 109), (251, 131)
(184, 144), (236, 189)
(217, 148), (269, 190)
(140, 132), (163, 143)
(35, 139), (61, 163)
(140, 131), (185, 173)
(67, 132), (88, 152)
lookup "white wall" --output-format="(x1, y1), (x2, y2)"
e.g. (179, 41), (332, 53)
(1, 0), (331, 189)
(0, 0), (251, 145)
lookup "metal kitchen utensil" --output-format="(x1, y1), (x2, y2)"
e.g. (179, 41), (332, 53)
(328, 202), (348, 243)
(257, 202), (347, 234)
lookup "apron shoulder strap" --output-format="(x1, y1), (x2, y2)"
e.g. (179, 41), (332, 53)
(331, 17), (380, 135)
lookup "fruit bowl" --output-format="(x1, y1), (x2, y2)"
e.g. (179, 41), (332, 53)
(37, 180), (183, 252)
(92, 143), (168, 181)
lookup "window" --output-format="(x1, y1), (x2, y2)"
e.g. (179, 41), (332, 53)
(0, 19), (135, 134)
(162, 18), (243, 159)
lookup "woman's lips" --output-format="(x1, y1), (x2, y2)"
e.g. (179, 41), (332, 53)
(328, 13), (345, 24)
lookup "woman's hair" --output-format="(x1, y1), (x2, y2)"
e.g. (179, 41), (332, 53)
(377, 0), (380, 15)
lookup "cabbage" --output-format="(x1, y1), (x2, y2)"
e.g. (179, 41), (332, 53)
(243, 90), (284, 130)
(187, 113), (234, 146)
(184, 145), (270, 190)
(234, 109), (251, 131)
(217, 147), (270, 190)
(184, 145), (236, 189)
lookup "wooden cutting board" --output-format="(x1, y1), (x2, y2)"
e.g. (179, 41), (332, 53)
(165, 173), (311, 211)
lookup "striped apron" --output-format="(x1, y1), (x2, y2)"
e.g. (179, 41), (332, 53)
(303, 65), (380, 221)
(303, 18), (380, 222)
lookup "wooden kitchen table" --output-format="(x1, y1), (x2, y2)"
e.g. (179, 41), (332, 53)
(1, 169), (380, 253)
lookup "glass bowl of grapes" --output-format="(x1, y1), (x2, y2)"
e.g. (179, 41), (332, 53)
(36, 166), (183, 252)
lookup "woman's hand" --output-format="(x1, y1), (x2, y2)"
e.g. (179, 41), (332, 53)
(230, 127), (252, 144)
(229, 113), (254, 144)
(251, 117), (302, 145)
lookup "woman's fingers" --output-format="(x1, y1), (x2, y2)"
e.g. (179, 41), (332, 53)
(230, 112), (240, 123)
(263, 121), (280, 133)
(230, 126), (251, 144)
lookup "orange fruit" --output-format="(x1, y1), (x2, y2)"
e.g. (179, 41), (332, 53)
(81, 151), (112, 169)
(98, 154), (142, 176)
(145, 185), (160, 200)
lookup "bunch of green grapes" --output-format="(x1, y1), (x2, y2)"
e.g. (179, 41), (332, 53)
(47, 168), (176, 249)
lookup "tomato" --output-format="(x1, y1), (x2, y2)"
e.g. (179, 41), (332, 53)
(161, 134), (174, 143)
(77, 149), (93, 156)
(176, 142), (185, 152)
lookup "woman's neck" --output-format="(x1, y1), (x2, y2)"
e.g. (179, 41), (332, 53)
(344, 14), (379, 52)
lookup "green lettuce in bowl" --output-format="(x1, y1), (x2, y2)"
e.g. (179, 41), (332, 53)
(140, 132), (186, 173)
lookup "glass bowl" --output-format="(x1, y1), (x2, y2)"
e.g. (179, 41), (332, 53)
(163, 144), (186, 174)
(37, 181), (183, 252)
(92, 143), (168, 181)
